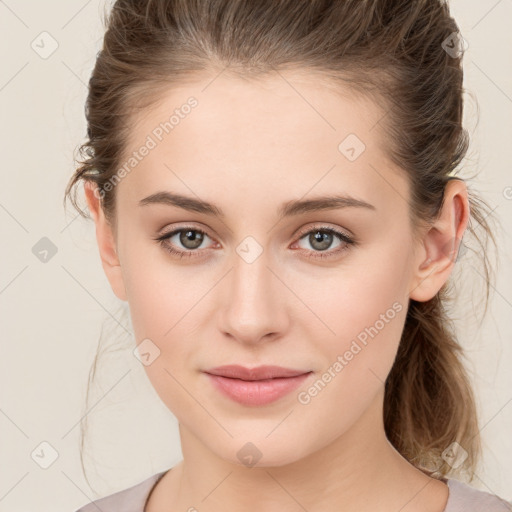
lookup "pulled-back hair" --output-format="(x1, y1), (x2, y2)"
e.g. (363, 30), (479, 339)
(64, 0), (498, 483)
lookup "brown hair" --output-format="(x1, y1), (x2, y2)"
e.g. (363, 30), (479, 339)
(64, 0), (499, 483)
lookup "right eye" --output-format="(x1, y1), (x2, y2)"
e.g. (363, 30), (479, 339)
(154, 226), (218, 259)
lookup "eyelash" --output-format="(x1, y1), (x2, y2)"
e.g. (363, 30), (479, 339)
(154, 225), (356, 260)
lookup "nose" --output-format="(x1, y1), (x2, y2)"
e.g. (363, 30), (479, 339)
(217, 243), (290, 347)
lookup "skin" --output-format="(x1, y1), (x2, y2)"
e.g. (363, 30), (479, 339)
(84, 69), (469, 512)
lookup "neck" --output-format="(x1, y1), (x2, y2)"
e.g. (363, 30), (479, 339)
(149, 387), (448, 512)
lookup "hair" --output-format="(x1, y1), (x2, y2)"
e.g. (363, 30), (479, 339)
(64, 0), (500, 484)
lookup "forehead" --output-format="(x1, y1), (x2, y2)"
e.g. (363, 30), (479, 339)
(127, 69), (385, 153)
(117, 70), (408, 218)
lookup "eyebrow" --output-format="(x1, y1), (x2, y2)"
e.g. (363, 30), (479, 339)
(138, 191), (376, 218)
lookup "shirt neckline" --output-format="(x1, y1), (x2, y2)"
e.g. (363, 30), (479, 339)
(143, 470), (455, 511)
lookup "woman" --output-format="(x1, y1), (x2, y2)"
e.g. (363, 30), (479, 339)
(65, 0), (512, 510)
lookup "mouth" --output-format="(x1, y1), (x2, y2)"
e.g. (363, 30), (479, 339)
(204, 364), (311, 380)
(203, 365), (313, 406)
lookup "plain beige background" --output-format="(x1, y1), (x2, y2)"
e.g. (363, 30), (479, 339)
(1, 1), (511, 510)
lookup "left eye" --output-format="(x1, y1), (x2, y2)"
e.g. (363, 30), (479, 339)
(154, 225), (355, 260)
(292, 226), (355, 259)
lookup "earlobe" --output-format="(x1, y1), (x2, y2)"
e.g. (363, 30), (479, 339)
(83, 181), (128, 302)
(409, 179), (469, 302)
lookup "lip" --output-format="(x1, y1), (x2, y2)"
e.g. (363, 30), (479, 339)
(203, 365), (312, 406)
(205, 365), (310, 380)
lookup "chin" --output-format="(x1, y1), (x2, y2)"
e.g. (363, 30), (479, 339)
(203, 430), (314, 469)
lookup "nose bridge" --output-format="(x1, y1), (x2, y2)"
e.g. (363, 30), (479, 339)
(218, 235), (288, 344)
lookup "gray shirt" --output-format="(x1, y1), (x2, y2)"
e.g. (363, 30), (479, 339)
(74, 470), (512, 512)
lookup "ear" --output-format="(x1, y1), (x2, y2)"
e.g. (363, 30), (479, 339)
(409, 178), (470, 302)
(84, 181), (127, 302)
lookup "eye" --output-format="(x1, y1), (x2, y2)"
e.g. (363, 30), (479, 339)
(291, 225), (356, 260)
(154, 224), (356, 260)
(154, 226), (217, 259)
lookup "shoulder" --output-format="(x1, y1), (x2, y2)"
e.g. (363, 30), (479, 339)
(445, 478), (512, 512)
(73, 470), (168, 512)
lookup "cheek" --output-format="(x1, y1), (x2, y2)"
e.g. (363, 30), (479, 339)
(308, 241), (412, 387)
(122, 240), (200, 341)
(291, 259), (409, 446)
(126, 272), (200, 418)
(121, 222), (412, 422)
(121, 243), (216, 407)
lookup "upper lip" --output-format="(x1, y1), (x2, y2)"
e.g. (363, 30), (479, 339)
(204, 365), (311, 381)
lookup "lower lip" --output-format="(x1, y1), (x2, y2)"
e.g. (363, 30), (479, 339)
(205, 372), (312, 406)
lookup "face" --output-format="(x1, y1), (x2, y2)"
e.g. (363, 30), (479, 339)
(91, 70), (430, 466)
